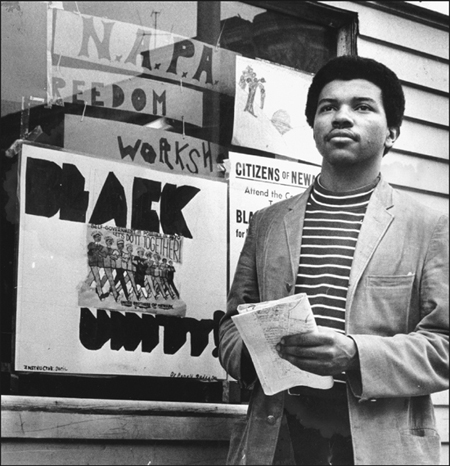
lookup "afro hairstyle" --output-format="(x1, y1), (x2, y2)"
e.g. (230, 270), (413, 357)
(305, 55), (405, 131)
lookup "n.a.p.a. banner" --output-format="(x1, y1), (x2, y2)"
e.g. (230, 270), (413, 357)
(15, 144), (227, 380)
(50, 8), (237, 97)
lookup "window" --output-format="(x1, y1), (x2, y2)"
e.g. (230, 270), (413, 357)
(1, 1), (357, 403)
(220, 2), (337, 74)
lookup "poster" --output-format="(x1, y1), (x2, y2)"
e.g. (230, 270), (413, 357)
(64, 115), (226, 180)
(51, 8), (237, 97)
(232, 56), (321, 164)
(79, 224), (186, 316)
(52, 67), (203, 126)
(229, 152), (321, 283)
(15, 144), (227, 380)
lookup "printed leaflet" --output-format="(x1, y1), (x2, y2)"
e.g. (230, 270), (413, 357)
(232, 293), (334, 396)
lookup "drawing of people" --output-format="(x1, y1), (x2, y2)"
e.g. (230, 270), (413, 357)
(259, 78), (266, 109)
(144, 251), (158, 299)
(86, 230), (107, 300)
(113, 239), (130, 301)
(166, 259), (180, 299)
(125, 243), (140, 300)
(239, 65), (254, 90)
(151, 254), (168, 299)
(102, 235), (119, 301)
(238, 73), (247, 90)
(242, 72), (266, 117)
(134, 247), (148, 299)
(160, 258), (176, 299)
(244, 73), (258, 116)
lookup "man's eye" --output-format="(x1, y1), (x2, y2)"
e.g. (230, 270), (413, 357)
(357, 105), (372, 111)
(319, 105), (334, 113)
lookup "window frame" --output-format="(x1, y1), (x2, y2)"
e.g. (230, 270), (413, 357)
(242, 0), (358, 56)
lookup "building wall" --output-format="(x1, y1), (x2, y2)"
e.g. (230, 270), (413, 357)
(324, 1), (449, 213)
(1, 396), (247, 465)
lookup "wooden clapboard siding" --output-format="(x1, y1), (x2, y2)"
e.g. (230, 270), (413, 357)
(381, 150), (449, 196)
(433, 390), (450, 465)
(325, 4), (449, 462)
(1, 396), (245, 464)
(358, 38), (448, 93)
(332, 2), (449, 207)
(2, 441), (231, 466)
(389, 186), (448, 213)
(323, 0), (450, 204)
(435, 406), (450, 443)
(403, 85), (449, 127)
(432, 390), (450, 406)
(395, 120), (448, 161)
(319, 0), (449, 59)
(1, 396), (248, 441)
(441, 445), (449, 466)
(333, 2), (449, 203)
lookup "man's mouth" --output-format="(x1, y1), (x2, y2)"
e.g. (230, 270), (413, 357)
(326, 130), (357, 142)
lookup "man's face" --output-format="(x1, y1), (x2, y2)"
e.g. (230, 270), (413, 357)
(313, 79), (397, 168)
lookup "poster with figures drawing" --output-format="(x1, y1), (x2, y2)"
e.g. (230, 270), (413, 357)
(79, 225), (186, 316)
(232, 56), (321, 164)
(15, 144), (227, 379)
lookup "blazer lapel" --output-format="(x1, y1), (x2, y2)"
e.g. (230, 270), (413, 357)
(284, 185), (313, 285)
(347, 179), (395, 311)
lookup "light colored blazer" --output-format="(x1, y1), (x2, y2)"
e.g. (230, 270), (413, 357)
(219, 177), (449, 465)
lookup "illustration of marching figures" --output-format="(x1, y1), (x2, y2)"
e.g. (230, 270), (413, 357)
(80, 225), (186, 316)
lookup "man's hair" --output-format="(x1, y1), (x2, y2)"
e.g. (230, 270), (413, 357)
(305, 55), (405, 130)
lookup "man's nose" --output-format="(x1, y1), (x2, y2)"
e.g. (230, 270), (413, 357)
(332, 106), (353, 128)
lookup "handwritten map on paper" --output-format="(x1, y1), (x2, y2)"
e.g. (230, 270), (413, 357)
(232, 294), (334, 395)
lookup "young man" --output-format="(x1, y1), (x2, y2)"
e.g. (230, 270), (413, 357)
(219, 56), (448, 465)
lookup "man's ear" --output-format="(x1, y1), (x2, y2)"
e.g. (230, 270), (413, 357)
(385, 127), (400, 150)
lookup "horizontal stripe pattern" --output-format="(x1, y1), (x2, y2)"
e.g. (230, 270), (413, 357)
(294, 175), (379, 387)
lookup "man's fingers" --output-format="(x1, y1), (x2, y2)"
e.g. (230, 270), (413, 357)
(277, 342), (333, 363)
(279, 353), (336, 376)
(280, 330), (332, 347)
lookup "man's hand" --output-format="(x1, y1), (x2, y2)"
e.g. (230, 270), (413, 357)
(276, 327), (359, 376)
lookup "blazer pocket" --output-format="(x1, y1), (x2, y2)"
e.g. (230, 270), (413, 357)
(367, 274), (415, 288)
(364, 274), (415, 335)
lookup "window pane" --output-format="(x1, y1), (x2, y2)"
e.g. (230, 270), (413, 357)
(220, 1), (336, 74)
(1, 2), (199, 152)
(63, 1), (197, 36)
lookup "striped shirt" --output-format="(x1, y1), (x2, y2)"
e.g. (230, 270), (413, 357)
(294, 175), (379, 391)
